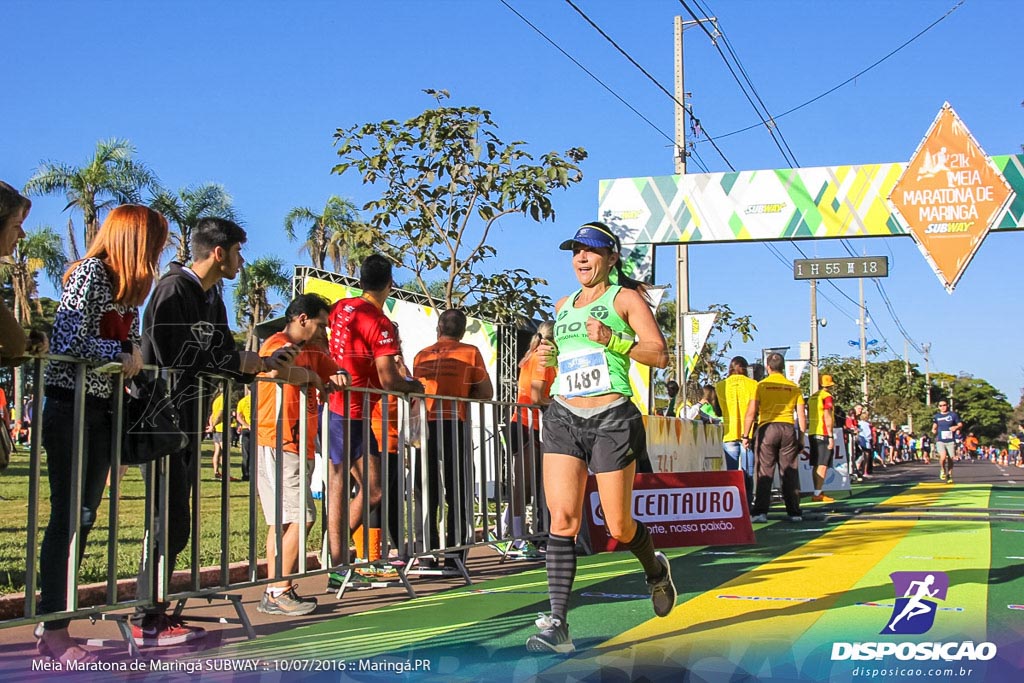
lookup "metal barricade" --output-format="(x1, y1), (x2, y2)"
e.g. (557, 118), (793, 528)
(1, 354), (551, 651)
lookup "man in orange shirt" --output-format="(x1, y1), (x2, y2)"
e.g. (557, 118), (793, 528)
(255, 293), (339, 616)
(413, 309), (493, 568)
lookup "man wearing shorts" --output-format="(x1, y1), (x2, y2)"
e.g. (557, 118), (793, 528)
(806, 374), (836, 503)
(326, 255), (422, 587)
(932, 400), (962, 484)
(255, 294), (338, 615)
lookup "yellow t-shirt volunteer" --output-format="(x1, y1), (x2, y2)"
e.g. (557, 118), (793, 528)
(755, 373), (804, 425)
(715, 374), (759, 441)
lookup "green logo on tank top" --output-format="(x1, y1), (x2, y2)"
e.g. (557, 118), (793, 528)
(590, 305), (610, 320)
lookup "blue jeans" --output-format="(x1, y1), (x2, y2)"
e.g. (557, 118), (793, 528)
(723, 440), (754, 503)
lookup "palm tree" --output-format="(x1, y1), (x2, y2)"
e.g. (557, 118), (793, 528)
(23, 138), (159, 249)
(283, 196), (375, 275)
(150, 183), (237, 263)
(234, 256), (290, 351)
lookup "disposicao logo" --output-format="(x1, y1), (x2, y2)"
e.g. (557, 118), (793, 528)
(882, 571), (948, 635)
(831, 570), (997, 662)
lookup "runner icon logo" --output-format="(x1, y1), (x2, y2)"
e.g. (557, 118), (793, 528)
(881, 571), (949, 635)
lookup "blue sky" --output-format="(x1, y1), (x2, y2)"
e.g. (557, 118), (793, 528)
(3, 0), (1021, 405)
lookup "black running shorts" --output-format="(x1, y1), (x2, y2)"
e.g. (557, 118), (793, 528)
(542, 398), (647, 473)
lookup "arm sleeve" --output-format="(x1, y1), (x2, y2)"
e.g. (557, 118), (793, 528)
(52, 260), (123, 362)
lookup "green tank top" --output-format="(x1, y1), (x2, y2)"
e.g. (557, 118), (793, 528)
(552, 285), (635, 397)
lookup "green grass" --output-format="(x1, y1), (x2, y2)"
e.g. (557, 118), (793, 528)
(0, 442), (323, 596)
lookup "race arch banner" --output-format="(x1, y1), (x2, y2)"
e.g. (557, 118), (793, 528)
(600, 104), (1023, 292)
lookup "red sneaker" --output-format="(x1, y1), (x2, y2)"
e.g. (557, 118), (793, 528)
(132, 614), (206, 646)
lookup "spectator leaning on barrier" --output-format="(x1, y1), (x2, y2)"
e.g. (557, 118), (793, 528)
(742, 352), (807, 523)
(0, 181), (36, 363)
(255, 293), (339, 617)
(38, 205), (166, 665)
(715, 356), (758, 500)
(806, 374), (836, 503)
(325, 254), (422, 591)
(133, 216), (298, 647)
(413, 308), (493, 569)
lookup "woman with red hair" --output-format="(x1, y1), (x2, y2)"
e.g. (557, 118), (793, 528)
(37, 205), (168, 664)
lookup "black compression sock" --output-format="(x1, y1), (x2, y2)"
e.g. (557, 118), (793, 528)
(545, 533), (577, 622)
(628, 522), (662, 580)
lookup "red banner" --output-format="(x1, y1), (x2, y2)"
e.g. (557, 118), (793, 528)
(583, 470), (755, 553)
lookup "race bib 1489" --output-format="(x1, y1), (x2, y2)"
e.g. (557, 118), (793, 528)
(558, 348), (612, 398)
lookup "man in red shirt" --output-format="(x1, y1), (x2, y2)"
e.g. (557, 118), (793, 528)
(326, 255), (422, 584)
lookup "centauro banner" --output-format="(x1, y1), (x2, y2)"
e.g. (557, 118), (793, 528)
(599, 106), (1022, 292)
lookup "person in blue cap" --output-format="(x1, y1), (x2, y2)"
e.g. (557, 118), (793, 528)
(526, 221), (676, 654)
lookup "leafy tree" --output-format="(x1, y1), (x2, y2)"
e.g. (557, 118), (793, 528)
(24, 138), (158, 250)
(283, 195), (377, 275)
(150, 183), (237, 263)
(655, 300), (757, 398)
(234, 256), (290, 351)
(331, 89), (587, 323)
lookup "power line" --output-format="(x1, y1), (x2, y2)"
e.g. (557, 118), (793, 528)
(560, 0), (735, 170)
(710, 0), (966, 141)
(497, 0), (676, 147)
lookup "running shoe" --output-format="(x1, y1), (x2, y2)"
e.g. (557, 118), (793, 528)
(326, 571), (346, 591)
(258, 587), (318, 616)
(132, 614), (206, 647)
(947, 477), (954, 485)
(811, 494), (836, 503)
(940, 471), (947, 481)
(787, 515), (804, 523)
(647, 551), (676, 618)
(526, 613), (574, 654)
(750, 513), (768, 523)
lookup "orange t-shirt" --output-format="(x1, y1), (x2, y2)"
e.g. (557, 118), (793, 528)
(413, 338), (489, 421)
(511, 351), (555, 427)
(256, 332), (338, 458)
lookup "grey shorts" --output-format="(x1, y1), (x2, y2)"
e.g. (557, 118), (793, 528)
(541, 397), (646, 474)
(935, 441), (956, 458)
(256, 446), (317, 526)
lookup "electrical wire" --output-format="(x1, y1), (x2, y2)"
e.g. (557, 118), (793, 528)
(709, 0), (967, 140)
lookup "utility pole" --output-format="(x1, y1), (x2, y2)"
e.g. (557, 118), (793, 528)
(905, 339), (913, 433)
(674, 16), (689, 408)
(809, 278), (819, 393)
(922, 342), (932, 406)
(674, 15), (715, 411)
(859, 276), (868, 405)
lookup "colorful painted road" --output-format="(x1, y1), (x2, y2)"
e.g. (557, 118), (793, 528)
(212, 459), (1024, 682)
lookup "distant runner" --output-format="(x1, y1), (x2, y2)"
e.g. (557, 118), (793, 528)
(932, 400), (962, 484)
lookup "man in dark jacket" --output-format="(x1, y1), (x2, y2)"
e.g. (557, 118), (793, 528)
(133, 217), (297, 647)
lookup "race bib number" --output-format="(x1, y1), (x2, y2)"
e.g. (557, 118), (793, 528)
(558, 348), (611, 398)
(940, 430), (952, 440)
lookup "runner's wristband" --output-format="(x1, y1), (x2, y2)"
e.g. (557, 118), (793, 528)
(605, 331), (636, 356)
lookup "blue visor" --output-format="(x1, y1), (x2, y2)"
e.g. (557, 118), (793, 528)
(558, 225), (619, 251)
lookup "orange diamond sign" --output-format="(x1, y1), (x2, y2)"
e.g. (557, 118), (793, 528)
(889, 102), (1013, 292)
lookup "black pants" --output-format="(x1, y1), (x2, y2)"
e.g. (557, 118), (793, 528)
(239, 429), (251, 479)
(39, 398), (112, 630)
(422, 420), (472, 553)
(133, 442), (198, 619)
(751, 422), (802, 517)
